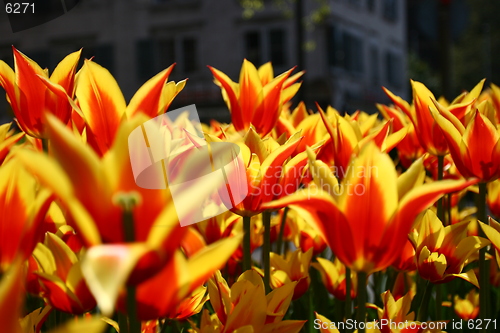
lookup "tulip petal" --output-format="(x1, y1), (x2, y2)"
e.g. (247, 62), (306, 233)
(396, 157), (425, 200)
(76, 60), (126, 155)
(450, 270), (479, 288)
(480, 220), (500, 253)
(463, 110), (500, 181)
(340, 143), (398, 272)
(50, 49), (81, 92)
(209, 66), (243, 130)
(239, 59), (263, 129)
(261, 189), (357, 271)
(81, 243), (150, 316)
(127, 65), (186, 118)
(382, 86), (411, 115)
(0, 261), (24, 333)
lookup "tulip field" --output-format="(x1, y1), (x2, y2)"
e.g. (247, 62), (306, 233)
(1, 47), (500, 333)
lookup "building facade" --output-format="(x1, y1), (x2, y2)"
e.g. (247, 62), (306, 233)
(0, 0), (407, 123)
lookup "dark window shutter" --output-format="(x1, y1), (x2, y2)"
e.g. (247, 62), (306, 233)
(28, 49), (51, 70)
(136, 39), (157, 81)
(94, 44), (115, 74)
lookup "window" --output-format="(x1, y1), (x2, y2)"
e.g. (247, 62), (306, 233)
(182, 38), (198, 73)
(136, 36), (198, 81)
(244, 31), (261, 65)
(269, 29), (286, 67)
(0, 45), (13, 68)
(244, 29), (287, 68)
(326, 26), (364, 74)
(370, 46), (379, 86)
(367, 0), (375, 12)
(342, 32), (363, 74)
(158, 38), (176, 70)
(385, 50), (403, 88)
(382, 0), (398, 22)
(51, 38), (114, 74)
(326, 24), (341, 67)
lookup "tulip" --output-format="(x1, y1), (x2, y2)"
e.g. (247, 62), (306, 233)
(431, 99), (500, 182)
(317, 105), (407, 180)
(75, 60), (186, 156)
(479, 217), (500, 267)
(410, 210), (489, 286)
(0, 47), (80, 138)
(377, 103), (424, 168)
(15, 114), (219, 285)
(32, 232), (96, 314)
(209, 60), (302, 137)
(391, 239), (416, 272)
(383, 80), (483, 157)
(264, 248), (313, 300)
(262, 143), (477, 274)
(198, 270), (305, 332)
(20, 306), (52, 333)
(0, 159), (52, 273)
(0, 122), (24, 164)
(165, 285), (208, 320)
(312, 257), (357, 301)
(275, 103), (328, 153)
(487, 178), (500, 218)
(0, 259), (24, 333)
(453, 290), (479, 321)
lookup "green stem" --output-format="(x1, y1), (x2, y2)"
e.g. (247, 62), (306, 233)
(127, 286), (141, 333)
(477, 181), (490, 332)
(307, 285), (314, 333)
(435, 283), (442, 320)
(345, 267), (352, 325)
(116, 192), (141, 333)
(41, 138), (49, 153)
(436, 155), (444, 223)
(262, 210), (272, 294)
(276, 207), (289, 255)
(417, 281), (433, 322)
(243, 216), (252, 272)
(356, 272), (367, 333)
(118, 313), (129, 333)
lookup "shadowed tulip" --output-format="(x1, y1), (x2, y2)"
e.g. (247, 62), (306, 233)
(313, 257), (357, 301)
(410, 210), (489, 286)
(32, 232), (96, 314)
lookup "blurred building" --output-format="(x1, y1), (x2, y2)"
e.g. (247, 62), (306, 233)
(0, 0), (407, 123)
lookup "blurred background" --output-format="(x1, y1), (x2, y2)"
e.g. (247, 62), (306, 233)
(0, 0), (497, 123)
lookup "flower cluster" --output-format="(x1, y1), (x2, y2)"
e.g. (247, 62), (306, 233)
(0, 47), (499, 333)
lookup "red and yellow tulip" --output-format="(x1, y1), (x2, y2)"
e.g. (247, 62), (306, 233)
(31, 232), (96, 314)
(209, 60), (302, 137)
(313, 257), (357, 300)
(410, 210), (489, 285)
(263, 143), (476, 274)
(0, 47), (81, 138)
(0, 159), (52, 273)
(431, 98), (500, 182)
